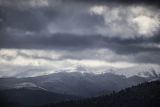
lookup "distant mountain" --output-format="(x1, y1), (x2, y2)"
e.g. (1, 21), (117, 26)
(0, 88), (78, 107)
(111, 64), (160, 78)
(36, 80), (160, 107)
(0, 72), (152, 97)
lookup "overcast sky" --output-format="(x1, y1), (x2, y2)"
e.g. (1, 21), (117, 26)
(0, 0), (160, 77)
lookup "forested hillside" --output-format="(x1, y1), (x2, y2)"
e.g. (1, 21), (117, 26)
(36, 81), (160, 107)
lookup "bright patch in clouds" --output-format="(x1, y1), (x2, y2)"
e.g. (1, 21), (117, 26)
(90, 5), (106, 15)
(90, 5), (160, 38)
(0, 49), (138, 77)
(132, 15), (160, 35)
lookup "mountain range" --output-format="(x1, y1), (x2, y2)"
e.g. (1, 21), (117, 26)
(0, 71), (153, 97)
(0, 69), (159, 107)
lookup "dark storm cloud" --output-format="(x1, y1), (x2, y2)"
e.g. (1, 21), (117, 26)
(134, 51), (160, 64)
(1, 0), (159, 4)
(0, 0), (160, 65)
(1, 31), (160, 53)
(0, 6), (59, 31)
(0, 5), (159, 52)
(1, 31), (160, 65)
(61, 0), (160, 7)
(78, 0), (160, 4)
(0, 4), (102, 49)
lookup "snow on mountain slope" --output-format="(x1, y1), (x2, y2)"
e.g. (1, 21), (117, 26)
(13, 82), (48, 91)
(110, 64), (160, 77)
(55, 64), (160, 78)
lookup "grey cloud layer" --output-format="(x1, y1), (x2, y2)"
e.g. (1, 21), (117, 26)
(0, 3), (160, 47)
(0, 0), (160, 6)
(0, 0), (160, 77)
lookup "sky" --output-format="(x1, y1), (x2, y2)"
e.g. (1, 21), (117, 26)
(0, 0), (160, 77)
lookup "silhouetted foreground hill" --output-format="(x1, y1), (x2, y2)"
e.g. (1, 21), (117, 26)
(0, 88), (79, 107)
(36, 80), (160, 107)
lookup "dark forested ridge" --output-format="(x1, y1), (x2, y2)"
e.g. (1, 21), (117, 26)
(0, 88), (79, 107)
(36, 80), (160, 107)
